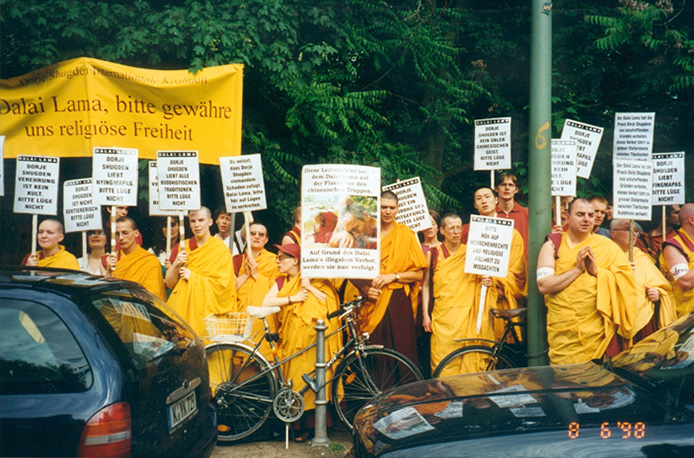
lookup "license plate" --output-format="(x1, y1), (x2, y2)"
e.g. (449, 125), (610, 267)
(168, 391), (197, 431)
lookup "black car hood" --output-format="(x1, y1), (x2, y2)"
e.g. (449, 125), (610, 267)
(354, 363), (678, 457)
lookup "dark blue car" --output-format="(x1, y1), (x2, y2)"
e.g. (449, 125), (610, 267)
(0, 267), (217, 458)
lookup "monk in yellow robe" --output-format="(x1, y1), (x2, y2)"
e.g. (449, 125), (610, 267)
(166, 207), (236, 339)
(352, 191), (428, 366)
(233, 223), (279, 359)
(661, 203), (694, 317)
(22, 219), (79, 270)
(107, 217), (166, 301)
(262, 243), (342, 438)
(609, 219), (677, 340)
(537, 198), (637, 365)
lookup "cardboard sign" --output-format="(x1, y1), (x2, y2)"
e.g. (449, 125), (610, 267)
(63, 178), (102, 233)
(148, 161), (178, 216)
(382, 177), (431, 232)
(13, 155), (60, 215)
(92, 147), (139, 206)
(613, 160), (652, 220)
(219, 154), (267, 212)
(464, 215), (514, 277)
(474, 117), (511, 171)
(651, 152), (685, 206)
(0, 135), (5, 196)
(156, 151), (201, 211)
(560, 119), (604, 179)
(301, 164), (381, 279)
(551, 139), (577, 197)
(613, 113), (655, 161)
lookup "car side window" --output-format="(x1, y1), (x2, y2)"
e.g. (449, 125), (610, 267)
(90, 290), (198, 373)
(0, 299), (93, 394)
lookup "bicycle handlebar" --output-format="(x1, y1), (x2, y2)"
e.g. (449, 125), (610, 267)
(327, 296), (364, 320)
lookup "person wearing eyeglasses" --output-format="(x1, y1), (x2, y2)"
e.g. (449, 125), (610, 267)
(106, 217), (165, 301)
(609, 219), (676, 343)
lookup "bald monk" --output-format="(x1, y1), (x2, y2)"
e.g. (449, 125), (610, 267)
(609, 219), (676, 341)
(351, 191), (428, 366)
(233, 223), (279, 358)
(537, 198), (637, 365)
(106, 217), (166, 301)
(22, 219), (79, 270)
(661, 203), (694, 317)
(166, 207), (237, 339)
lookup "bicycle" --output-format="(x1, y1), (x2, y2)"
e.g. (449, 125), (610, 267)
(431, 307), (526, 377)
(204, 297), (424, 442)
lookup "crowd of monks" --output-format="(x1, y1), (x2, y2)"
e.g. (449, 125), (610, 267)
(19, 173), (694, 439)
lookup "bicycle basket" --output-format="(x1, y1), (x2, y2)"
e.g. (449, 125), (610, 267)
(204, 312), (253, 343)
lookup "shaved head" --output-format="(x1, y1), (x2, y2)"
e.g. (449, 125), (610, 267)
(680, 203), (694, 227)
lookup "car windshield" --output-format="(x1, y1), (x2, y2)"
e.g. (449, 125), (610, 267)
(90, 288), (198, 372)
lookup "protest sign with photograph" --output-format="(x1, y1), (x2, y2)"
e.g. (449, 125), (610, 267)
(651, 152), (685, 206)
(156, 151), (201, 211)
(92, 147), (138, 206)
(474, 117), (511, 171)
(382, 177), (431, 232)
(301, 164), (381, 279)
(560, 119), (603, 179)
(464, 215), (514, 278)
(63, 178), (102, 233)
(219, 154), (267, 212)
(613, 160), (653, 220)
(148, 161), (178, 216)
(551, 139), (577, 197)
(613, 112), (655, 161)
(13, 155), (60, 215)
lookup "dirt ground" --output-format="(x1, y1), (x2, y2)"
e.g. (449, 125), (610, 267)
(211, 423), (353, 458)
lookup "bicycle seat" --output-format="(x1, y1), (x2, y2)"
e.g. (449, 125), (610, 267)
(246, 305), (281, 319)
(490, 308), (526, 321)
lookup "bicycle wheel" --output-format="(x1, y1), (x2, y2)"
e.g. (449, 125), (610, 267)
(432, 345), (516, 378)
(205, 343), (277, 441)
(332, 347), (423, 431)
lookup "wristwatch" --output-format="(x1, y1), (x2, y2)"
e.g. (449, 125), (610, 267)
(394, 273), (401, 282)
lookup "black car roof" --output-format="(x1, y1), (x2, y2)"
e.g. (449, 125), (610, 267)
(0, 266), (139, 297)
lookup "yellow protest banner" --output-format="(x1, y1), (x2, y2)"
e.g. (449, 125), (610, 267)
(0, 57), (243, 164)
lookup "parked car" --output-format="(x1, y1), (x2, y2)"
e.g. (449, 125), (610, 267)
(0, 267), (217, 458)
(352, 312), (694, 457)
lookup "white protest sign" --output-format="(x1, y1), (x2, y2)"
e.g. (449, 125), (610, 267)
(0, 136), (5, 196)
(148, 161), (178, 216)
(382, 177), (431, 232)
(13, 155), (60, 215)
(92, 147), (139, 206)
(464, 215), (514, 277)
(613, 112), (655, 161)
(560, 119), (604, 178)
(651, 152), (685, 206)
(156, 151), (201, 210)
(219, 154), (267, 212)
(613, 160), (652, 220)
(63, 178), (102, 233)
(474, 117), (511, 171)
(301, 164), (381, 279)
(551, 139), (577, 197)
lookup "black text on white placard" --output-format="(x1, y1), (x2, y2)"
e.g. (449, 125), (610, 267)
(148, 161), (178, 216)
(63, 178), (102, 233)
(92, 147), (139, 206)
(613, 113), (655, 161)
(14, 155), (60, 215)
(613, 160), (653, 220)
(560, 119), (603, 179)
(382, 177), (431, 232)
(651, 152), (685, 206)
(474, 117), (511, 171)
(156, 151), (201, 211)
(219, 154), (267, 212)
(464, 215), (514, 277)
(551, 139), (577, 197)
